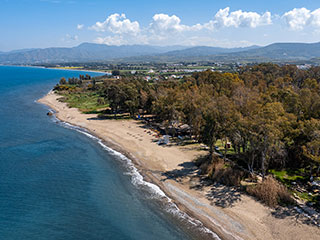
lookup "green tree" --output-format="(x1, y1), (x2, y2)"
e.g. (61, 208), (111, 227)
(112, 70), (120, 76)
(59, 77), (67, 85)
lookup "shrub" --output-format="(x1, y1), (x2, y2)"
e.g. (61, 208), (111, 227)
(246, 176), (294, 207)
(204, 158), (243, 186)
(197, 154), (244, 186)
(210, 165), (243, 186)
(97, 98), (105, 105)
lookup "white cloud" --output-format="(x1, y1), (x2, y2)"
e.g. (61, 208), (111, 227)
(148, 8), (272, 34)
(283, 8), (311, 30)
(311, 9), (320, 27)
(283, 8), (320, 30)
(150, 14), (188, 33)
(209, 7), (272, 29)
(90, 13), (140, 35)
(77, 24), (84, 30)
(90, 8), (273, 46)
(149, 14), (204, 34)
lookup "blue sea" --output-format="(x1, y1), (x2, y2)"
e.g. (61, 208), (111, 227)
(0, 66), (217, 240)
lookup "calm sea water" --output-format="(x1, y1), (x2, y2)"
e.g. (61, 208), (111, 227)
(0, 66), (213, 240)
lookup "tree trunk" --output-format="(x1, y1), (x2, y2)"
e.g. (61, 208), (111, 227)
(224, 137), (227, 162)
(261, 150), (266, 179)
(242, 142), (246, 153)
(209, 141), (214, 158)
(114, 106), (118, 119)
(310, 164), (313, 179)
(248, 153), (255, 174)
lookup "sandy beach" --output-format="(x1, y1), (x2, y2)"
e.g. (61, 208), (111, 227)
(46, 67), (109, 75)
(38, 91), (320, 240)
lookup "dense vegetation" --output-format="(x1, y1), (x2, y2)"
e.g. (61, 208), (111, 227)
(55, 63), (320, 208)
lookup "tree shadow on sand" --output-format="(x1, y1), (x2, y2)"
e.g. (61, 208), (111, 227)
(162, 159), (319, 223)
(205, 183), (242, 208)
(271, 206), (320, 227)
(87, 114), (131, 120)
(161, 161), (242, 208)
(161, 161), (200, 182)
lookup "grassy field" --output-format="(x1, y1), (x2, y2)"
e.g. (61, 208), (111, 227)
(270, 169), (319, 204)
(59, 91), (109, 114)
(270, 169), (306, 185)
(215, 139), (236, 155)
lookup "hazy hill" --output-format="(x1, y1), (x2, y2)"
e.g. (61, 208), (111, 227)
(230, 42), (320, 60)
(121, 45), (261, 62)
(125, 42), (320, 62)
(1, 42), (320, 64)
(116, 42), (320, 63)
(160, 45), (260, 57)
(0, 43), (186, 64)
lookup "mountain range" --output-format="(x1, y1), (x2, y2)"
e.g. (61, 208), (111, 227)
(1, 42), (320, 64)
(0, 44), (187, 64)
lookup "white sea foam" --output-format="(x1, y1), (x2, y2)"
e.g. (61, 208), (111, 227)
(50, 116), (221, 240)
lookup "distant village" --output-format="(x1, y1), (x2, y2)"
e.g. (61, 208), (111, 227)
(45, 62), (244, 81)
(39, 61), (315, 82)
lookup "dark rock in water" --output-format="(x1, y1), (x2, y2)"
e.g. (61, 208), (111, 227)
(47, 111), (53, 116)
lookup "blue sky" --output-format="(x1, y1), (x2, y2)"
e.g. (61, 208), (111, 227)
(1, 0), (320, 51)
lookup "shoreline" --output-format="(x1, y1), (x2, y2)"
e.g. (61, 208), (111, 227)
(0, 65), (108, 75)
(44, 67), (108, 74)
(39, 93), (225, 240)
(38, 91), (320, 240)
(54, 117), (222, 240)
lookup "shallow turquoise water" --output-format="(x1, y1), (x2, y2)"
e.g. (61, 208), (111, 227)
(0, 66), (206, 240)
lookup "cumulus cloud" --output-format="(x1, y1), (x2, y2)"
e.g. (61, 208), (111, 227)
(149, 14), (203, 34)
(312, 9), (320, 27)
(90, 8), (273, 46)
(283, 8), (311, 30)
(148, 8), (272, 34)
(150, 14), (187, 33)
(77, 24), (84, 30)
(90, 9), (272, 38)
(90, 13), (140, 35)
(209, 7), (272, 29)
(283, 8), (320, 30)
(150, 14), (183, 32)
